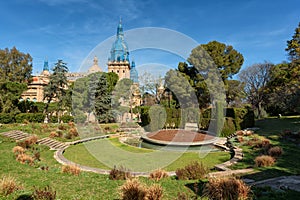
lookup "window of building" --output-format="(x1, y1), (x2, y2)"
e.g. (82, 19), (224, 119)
(117, 70), (119, 73)
(123, 70), (125, 73)
(26, 98), (30, 101)
(33, 97), (37, 102)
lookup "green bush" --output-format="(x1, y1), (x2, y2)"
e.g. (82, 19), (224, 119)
(221, 118), (236, 137)
(60, 115), (74, 123)
(50, 116), (58, 123)
(0, 113), (15, 124)
(15, 113), (45, 123)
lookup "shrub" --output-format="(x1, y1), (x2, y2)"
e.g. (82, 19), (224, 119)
(236, 130), (244, 136)
(32, 186), (56, 200)
(24, 135), (38, 147)
(146, 184), (163, 200)
(68, 121), (75, 127)
(268, 146), (283, 157)
(61, 165), (81, 176)
(257, 139), (271, 149)
(58, 124), (67, 130)
(69, 128), (79, 137)
(16, 154), (34, 165)
(203, 177), (250, 200)
(0, 113), (15, 124)
(0, 176), (22, 196)
(15, 113), (45, 123)
(255, 155), (275, 167)
(176, 192), (189, 200)
(12, 146), (25, 155)
(175, 161), (208, 180)
(109, 166), (132, 180)
(119, 179), (147, 200)
(60, 115), (74, 123)
(49, 131), (58, 138)
(64, 132), (72, 139)
(237, 136), (244, 143)
(149, 169), (169, 181)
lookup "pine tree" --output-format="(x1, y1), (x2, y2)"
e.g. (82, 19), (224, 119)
(43, 60), (69, 120)
(286, 22), (300, 64)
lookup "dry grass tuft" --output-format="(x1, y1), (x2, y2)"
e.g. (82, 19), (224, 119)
(268, 146), (283, 157)
(32, 185), (56, 200)
(255, 155), (275, 167)
(69, 128), (79, 137)
(203, 177), (250, 200)
(49, 131), (58, 138)
(24, 135), (38, 147)
(145, 184), (163, 200)
(16, 154), (34, 165)
(61, 165), (81, 176)
(175, 161), (208, 180)
(149, 169), (168, 181)
(109, 166), (132, 180)
(119, 179), (164, 200)
(12, 146), (25, 155)
(0, 176), (22, 196)
(119, 179), (147, 200)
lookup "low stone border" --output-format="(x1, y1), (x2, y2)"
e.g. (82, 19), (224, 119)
(54, 134), (176, 176)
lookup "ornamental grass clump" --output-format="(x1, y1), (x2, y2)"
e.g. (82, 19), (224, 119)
(32, 185), (56, 200)
(0, 176), (22, 196)
(119, 179), (164, 200)
(175, 161), (208, 180)
(119, 179), (147, 200)
(61, 165), (81, 176)
(12, 146), (25, 155)
(109, 166), (132, 180)
(145, 184), (163, 200)
(268, 146), (283, 158)
(203, 177), (251, 200)
(255, 155), (275, 167)
(149, 169), (169, 181)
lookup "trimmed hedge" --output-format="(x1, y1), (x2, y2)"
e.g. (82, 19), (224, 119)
(0, 113), (15, 124)
(140, 106), (254, 137)
(60, 115), (74, 123)
(15, 113), (45, 123)
(200, 107), (255, 137)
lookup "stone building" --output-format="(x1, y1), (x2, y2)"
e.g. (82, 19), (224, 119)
(21, 56), (102, 102)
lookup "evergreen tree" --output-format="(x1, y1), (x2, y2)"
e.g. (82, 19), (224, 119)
(94, 73), (113, 123)
(43, 60), (68, 120)
(286, 22), (300, 64)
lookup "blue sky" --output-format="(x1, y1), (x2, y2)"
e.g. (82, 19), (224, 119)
(1, 0), (299, 77)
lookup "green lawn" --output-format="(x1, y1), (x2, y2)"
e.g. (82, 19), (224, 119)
(0, 136), (196, 200)
(1, 118), (300, 199)
(232, 116), (300, 180)
(64, 138), (230, 171)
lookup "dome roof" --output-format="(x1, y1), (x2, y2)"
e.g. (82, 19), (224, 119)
(109, 20), (129, 62)
(88, 56), (102, 74)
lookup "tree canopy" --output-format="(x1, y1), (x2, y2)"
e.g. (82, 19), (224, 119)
(286, 22), (300, 64)
(189, 40), (244, 81)
(0, 47), (32, 83)
(43, 60), (69, 118)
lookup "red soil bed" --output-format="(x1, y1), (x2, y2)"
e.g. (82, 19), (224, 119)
(146, 129), (215, 143)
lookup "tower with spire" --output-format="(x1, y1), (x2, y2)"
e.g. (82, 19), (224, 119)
(108, 19), (131, 80)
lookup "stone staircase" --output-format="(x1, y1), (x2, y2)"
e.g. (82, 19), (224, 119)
(37, 137), (69, 150)
(0, 130), (31, 140)
(0, 131), (68, 151)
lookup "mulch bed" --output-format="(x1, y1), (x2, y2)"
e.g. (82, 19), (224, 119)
(146, 129), (215, 143)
